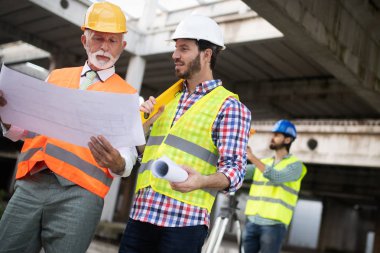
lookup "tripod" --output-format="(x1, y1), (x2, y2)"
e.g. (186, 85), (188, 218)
(203, 193), (244, 253)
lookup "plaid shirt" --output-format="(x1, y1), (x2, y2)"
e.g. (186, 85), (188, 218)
(130, 79), (251, 227)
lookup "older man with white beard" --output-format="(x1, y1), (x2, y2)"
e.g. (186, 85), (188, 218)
(0, 2), (138, 253)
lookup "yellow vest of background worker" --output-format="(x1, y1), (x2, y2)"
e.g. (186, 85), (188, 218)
(245, 155), (307, 225)
(136, 85), (238, 212)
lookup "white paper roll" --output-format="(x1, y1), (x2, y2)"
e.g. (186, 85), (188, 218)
(151, 156), (188, 182)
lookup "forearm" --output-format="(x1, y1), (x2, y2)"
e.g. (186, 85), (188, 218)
(214, 97), (251, 192)
(248, 154), (266, 173)
(200, 172), (230, 190)
(263, 161), (303, 183)
(217, 158), (246, 192)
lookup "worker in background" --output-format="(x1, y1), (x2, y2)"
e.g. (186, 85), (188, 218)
(118, 15), (251, 253)
(243, 119), (307, 253)
(0, 2), (137, 253)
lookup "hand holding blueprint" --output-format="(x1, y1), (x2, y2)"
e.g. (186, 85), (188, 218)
(151, 156), (188, 182)
(0, 64), (145, 148)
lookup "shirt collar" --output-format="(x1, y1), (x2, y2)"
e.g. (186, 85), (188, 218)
(182, 79), (222, 94)
(81, 61), (115, 82)
(272, 154), (292, 160)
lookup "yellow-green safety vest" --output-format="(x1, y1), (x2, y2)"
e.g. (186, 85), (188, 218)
(245, 155), (307, 225)
(136, 85), (238, 212)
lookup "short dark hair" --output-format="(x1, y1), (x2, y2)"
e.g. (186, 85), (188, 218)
(196, 39), (222, 70)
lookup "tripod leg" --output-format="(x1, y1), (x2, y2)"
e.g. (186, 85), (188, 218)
(234, 219), (244, 253)
(204, 216), (223, 253)
(210, 217), (229, 253)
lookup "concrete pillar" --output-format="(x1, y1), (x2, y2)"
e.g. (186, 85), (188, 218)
(137, 0), (158, 32)
(126, 55), (146, 93)
(102, 0), (156, 222)
(101, 177), (121, 221)
(317, 198), (329, 252)
(99, 60), (146, 223)
(113, 166), (139, 222)
(124, 0), (157, 93)
(49, 54), (59, 72)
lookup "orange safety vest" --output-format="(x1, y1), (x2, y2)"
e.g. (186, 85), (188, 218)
(16, 67), (136, 198)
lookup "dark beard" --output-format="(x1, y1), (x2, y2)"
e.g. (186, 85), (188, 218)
(175, 53), (201, 79)
(269, 142), (287, 150)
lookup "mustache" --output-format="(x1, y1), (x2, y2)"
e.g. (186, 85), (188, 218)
(94, 50), (113, 59)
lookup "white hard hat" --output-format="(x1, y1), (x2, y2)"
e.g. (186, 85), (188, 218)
(171, 15), (225, 49)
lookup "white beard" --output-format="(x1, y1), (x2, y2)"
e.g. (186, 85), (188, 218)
(87, 49), (120, 70)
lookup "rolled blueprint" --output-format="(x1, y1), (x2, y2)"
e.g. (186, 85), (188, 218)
(151, 156), (188, 182)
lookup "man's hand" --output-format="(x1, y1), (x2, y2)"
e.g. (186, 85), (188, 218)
(140, 96), (165, 135)
(170, 166), (205, 193)
(137, 96), (165, 155)
(246, 146), (266, 172)
(0, 90), (7, 106)
(0, 90), (11, 130)
(0, 90), (7, 107)
(88, 135), (125, 175)
(170, 166), (230, 193)
(246, 146), (255, 162)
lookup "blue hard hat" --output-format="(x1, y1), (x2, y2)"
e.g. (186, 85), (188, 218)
(272, 120), (297, 139)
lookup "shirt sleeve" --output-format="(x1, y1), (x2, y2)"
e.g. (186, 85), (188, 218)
(1, 123), (28, 142)
(263, 161), (303, 183)
(108, 146), (138, 177)
(213, 97), (251, 192)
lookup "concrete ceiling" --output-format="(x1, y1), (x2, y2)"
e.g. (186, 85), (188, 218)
(0, 0), (379, 120)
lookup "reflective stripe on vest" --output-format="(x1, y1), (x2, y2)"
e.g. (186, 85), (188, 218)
(247, 196), (295, 212)
(251, 180), (299, 195)
(245, 155), (307, 225)
(18, 144), (112, 187)
(45, 144), (112, 187)
(142, 134), (218, 167)
(146, 136), (165, 146)
(165, 135), (218, 166)
(136, 86), (238, 212)
(18, 147), (43, 162)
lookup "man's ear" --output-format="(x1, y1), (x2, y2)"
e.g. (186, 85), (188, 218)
(204, 48), (212, 61)
(284, 136), (292, 144)
(81, 34), (87, 48)
(201, 48), (213, 67)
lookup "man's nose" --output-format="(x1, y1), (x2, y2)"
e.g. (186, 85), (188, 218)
(172, 50), (180, 59)
(101, 41), (110, 51)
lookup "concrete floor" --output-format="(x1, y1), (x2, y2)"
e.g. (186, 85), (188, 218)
(87, 239), (119, 253)
(86, 239), (295, 253)
(87, 238), (241, 253)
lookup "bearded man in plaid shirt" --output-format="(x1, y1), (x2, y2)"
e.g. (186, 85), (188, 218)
(119, 14), (251, 253)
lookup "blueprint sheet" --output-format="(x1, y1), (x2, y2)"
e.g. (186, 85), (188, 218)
(0, 65), (145, 148)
